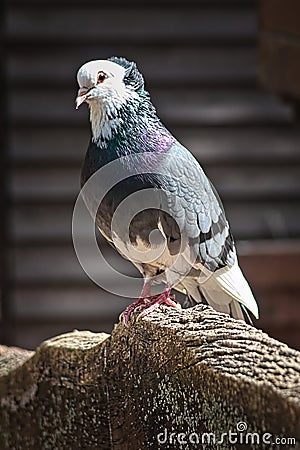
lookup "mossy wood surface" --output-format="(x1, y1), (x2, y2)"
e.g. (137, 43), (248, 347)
(0, 305), (300, 449)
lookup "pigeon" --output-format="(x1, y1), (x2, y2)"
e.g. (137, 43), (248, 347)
(75, 56), (259, 323)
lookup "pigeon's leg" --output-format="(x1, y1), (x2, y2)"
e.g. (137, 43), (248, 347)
(121, 280), (152, 324)
(137, 285), (181, 319)
(140, 280), (152, 298)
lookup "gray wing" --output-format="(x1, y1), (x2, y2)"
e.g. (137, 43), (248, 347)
(157, 141), (236, 272)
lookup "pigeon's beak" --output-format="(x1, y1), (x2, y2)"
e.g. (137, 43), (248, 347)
(75, 88), (89, 109)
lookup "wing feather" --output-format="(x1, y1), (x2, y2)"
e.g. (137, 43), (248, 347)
(160, 142), (235, 272)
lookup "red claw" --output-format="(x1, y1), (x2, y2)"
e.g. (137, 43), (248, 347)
(120, 287), (181, 324)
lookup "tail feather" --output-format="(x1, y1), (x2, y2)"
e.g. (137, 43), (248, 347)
(181, 260), (259, 322)
(214, 260), (259, 319)
(229, 299), (249, 322)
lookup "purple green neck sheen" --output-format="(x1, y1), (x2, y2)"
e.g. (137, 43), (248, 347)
(101, 92), (175, 157)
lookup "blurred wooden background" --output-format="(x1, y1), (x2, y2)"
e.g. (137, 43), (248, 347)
(260, 0), (300, 102)
(1, 0), (300, 350)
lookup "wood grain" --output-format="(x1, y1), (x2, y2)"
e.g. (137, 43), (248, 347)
(0, 308), (299, 449)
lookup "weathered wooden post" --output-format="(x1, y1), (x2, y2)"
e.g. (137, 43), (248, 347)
(1, 305), (300, 449)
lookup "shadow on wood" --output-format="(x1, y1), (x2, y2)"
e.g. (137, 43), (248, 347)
(0, 304), (300, 449)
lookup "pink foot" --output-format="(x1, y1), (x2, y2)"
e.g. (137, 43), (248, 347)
(120, 281), (152, 324)
(120, 287), (181, 324)
(120, 296), (151, 324)
(138, 289), (181, 319)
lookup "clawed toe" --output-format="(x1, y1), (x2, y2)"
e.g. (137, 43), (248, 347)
(120, 289), (181, 324)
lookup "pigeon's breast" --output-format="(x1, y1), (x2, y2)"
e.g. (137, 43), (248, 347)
(95, 174), (158, 242)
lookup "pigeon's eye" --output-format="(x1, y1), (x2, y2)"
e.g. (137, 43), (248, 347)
(97, 71), (107, 84)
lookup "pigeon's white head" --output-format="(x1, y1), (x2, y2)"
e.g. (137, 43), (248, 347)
(76, 57), (145, 145)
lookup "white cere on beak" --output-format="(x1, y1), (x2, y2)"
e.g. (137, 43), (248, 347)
(75, 88), (89, 109)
